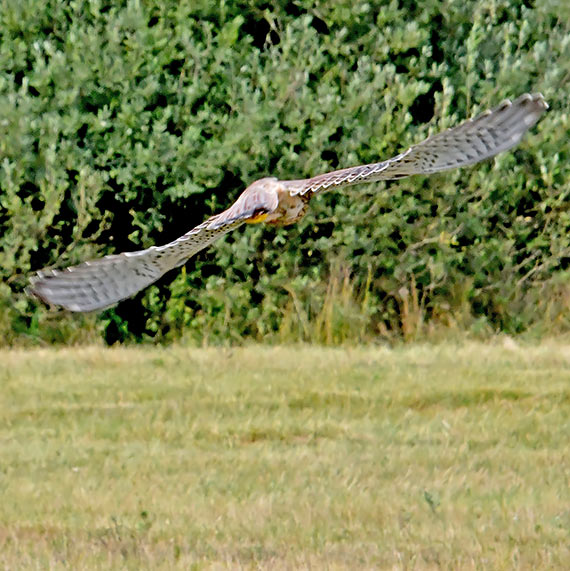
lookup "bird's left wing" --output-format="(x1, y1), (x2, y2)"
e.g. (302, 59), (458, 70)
(28, 183), (278, 312)
(282, 92), (548, 196)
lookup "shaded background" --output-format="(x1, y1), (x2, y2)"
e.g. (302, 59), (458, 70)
(0, 0), (568, 345)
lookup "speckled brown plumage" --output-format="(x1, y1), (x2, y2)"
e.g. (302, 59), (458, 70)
(28, 93), (548, 312)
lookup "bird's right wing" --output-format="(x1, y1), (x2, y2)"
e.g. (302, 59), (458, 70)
(283, 93), (548, 196)
(28, 183), (279, 312)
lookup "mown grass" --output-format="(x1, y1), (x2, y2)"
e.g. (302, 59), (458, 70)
(0, 341), (568, 569)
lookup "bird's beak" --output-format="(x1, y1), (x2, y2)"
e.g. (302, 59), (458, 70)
(245, 213), (269, 224)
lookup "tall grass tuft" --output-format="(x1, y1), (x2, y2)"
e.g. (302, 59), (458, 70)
(278, 263), (373, 345)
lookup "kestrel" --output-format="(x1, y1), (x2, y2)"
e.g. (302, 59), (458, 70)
(29, 93), (548, 312)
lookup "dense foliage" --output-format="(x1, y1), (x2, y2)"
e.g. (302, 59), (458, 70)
(0, 0), (568, 345)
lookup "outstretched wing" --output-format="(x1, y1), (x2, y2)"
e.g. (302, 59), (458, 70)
(28, 183), (279, 312)
(283, 93), (548, 196)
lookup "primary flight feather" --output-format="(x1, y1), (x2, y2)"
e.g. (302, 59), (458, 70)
(28, 93), (548, 312)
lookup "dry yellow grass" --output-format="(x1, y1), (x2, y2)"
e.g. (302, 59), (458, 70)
(0, 341), (568, 569)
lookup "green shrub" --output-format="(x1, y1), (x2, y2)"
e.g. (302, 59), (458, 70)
(0, 0), (568, 345)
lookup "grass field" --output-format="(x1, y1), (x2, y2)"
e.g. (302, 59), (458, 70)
(0, 341), (568, 569)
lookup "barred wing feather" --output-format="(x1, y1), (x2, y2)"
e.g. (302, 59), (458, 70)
(284, 93), (548, 196)
(28, 217), (243, 312)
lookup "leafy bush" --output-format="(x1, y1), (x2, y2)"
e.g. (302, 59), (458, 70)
(0, 0), (568, 345)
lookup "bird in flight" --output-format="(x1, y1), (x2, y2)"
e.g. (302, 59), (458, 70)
(29, 93), (548, 312)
